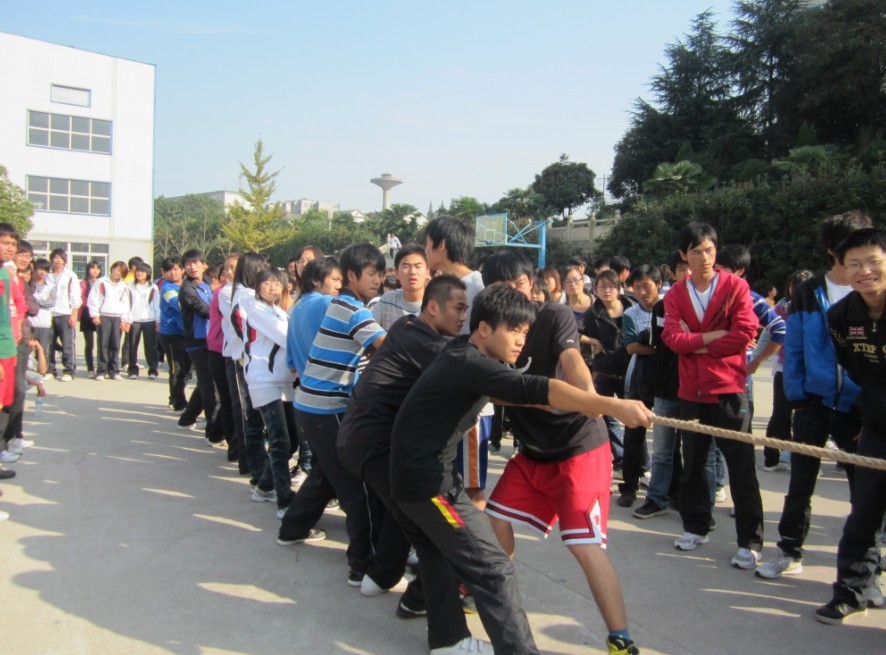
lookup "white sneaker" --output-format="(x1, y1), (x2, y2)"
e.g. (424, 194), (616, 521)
(251, 487), (277, 503)
(0, 510), (9, 522)
(714, 487), (728, 503)
(674, 532), (709, 551)
(95, 374), (106, 381)
(60, 374), (73, 382)
(0, 450), (20, 464)
(755, 549), (803, 579)
(731, 547), (761, 570)
(360, 575), (409, 597)
(7, 438), (33, 455)
(431, 636), (490, 653)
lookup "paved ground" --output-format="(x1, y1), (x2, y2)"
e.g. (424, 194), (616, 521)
(0, 361), (883, 654)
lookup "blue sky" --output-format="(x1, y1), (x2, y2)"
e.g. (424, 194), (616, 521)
(4, 1), (736, 213)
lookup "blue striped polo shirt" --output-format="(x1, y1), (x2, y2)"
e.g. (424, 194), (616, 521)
(294, 290), (386, 415)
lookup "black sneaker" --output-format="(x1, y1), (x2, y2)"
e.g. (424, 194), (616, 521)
(276, 528), (326, 546)
(616, 492), (636, 508)
(347, 570), (364, 587)
(396, 598), (427, 619)
(633, 499), (667, 519)
(814, 599), (868, 624)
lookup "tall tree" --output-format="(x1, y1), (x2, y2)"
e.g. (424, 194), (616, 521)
(609, 101), (680, 198)
(153, 194), (230, 270)
(0, 165), (33, 236)
(448, 197), (486, 224)
(532, 154), (600, 219)
(490, 187), (548, 221)
(367, 203), (421, 242)
(223, 139), (291, 252)
(727, 0), (803, 159)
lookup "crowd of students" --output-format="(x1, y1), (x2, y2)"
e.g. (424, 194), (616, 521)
(1, 211), (884, 653)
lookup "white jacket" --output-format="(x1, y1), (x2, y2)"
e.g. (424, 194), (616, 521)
(126, 282), (156, 323)
(242, 295), (295, 407)
(48, 268), (82, 316)
(218, 283), (235, 358)
(87, 277), (132, 318)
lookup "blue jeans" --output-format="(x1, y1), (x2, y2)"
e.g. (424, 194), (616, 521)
(256, 399), (296, 509)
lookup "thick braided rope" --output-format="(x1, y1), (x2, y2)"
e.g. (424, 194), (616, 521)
(651, 414), (886, 472)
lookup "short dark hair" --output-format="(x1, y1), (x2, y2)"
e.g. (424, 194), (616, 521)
(716, 244), (751, 273)
(0, 223), (18, 240)
(50, 248), (67, 263)
(470, 284), (537, 333)
(666, 250), (685, 272)
(593, 256), (611, 271)
(300, 256), (339, 296)
(394, 243), (427, 268)
(136, 262), (153, 278)
(609, 255), (632, 275)
(17, 240), (33, 255)
(161, 256), (181, 272)
(110, 260), (128, 274)
(339, 243), (385, 285)
(182, 249), (205, 265)
(254, 266), (288, 293)
(835, 227), (886, 263)
(532, 277), (552, 301)
(128, 256), (144, 269)
(480, 250), (535, 286)
(678, 222), (718, 253)
(232, 252), (269, 295)
(421, 274), (466, 312)
(567, 256), (587, 269)
(425, 215), (475, 265)
(627, 264), (662, 286)
(34, 258), (51, 272)
(820, 210), (874, 255)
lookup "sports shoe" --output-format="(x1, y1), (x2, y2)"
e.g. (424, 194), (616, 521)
(731, 547), (761, 570)
(430, 636), (490, 653)
(275, 506), (289, 520)
(250, 487), (277, 503)
(347, 570), (364, 587)
(128, 374), (138, 380)
(7, 438), (33, 455)
(0, 450), (20, 464)
(763, 461), (790, 472)
(714, 487), (728, 503)
(326, 498), (340, 511)
(607, 635), (640, 655)
(755, 549), (803, 579)
(814, 599), (868, 624)
(396, 597), (427, 619)
(276, 528), (326, 546)
(60, 374), (73, 382)
(675, 532), (709, 551)
(360, 574), (409, 597)
(0, 468), (16, 479)
(87, 370), (96, 379)
(616, 492), (636, 508)
(633, 499), (667, 519)
(95, 374), (106, 381)
(0, 510), (9, 522)
(639, 471), (651, 488)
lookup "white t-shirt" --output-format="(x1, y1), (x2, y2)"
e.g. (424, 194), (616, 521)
(825, 275), (852, 307)
(460, 270), (485, 336)
(688, 273), (719, 323)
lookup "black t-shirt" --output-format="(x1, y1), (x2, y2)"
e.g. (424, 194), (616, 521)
(337, 315), (447, 458)
(390, 337), (550, 502)
(508, 302), (608, 462)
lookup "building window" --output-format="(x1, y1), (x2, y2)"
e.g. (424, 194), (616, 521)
(30, 241), (109, 279)
(28, 110), (112, 155)
(26, 176), (111, 216)
(51, 84), (91, 108)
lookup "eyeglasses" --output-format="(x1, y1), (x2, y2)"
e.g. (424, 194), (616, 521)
(845, 258), (884, 273)
(563, 277), (583, 286)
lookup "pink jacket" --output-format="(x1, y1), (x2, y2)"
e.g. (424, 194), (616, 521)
(207, 287), (224, 354)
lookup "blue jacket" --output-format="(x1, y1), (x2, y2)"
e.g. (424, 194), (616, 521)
(783, 273), (860, 412)
(158, 281), (184, 336)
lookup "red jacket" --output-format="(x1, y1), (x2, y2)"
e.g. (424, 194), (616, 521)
(662, 270), (758, 403)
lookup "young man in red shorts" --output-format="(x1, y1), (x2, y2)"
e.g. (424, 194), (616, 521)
(481, 250), (642, 655)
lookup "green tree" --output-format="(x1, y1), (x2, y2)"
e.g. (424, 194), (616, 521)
(490, 187), (548, 221)
(532, 154), (600, 219)
(609, 101), (680, 198)
(448, 197), (486, 224)
(0, 165), (34, 236)
(153, 194), (230, 270)
(644, 160), (716, 195)
(366, 203), (421, 242)
(223, 139), (292, 252)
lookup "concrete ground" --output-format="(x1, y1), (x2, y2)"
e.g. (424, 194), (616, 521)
(0, 361), (883, 654)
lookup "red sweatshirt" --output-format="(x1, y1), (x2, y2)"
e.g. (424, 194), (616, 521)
(662, 270), (758, 403)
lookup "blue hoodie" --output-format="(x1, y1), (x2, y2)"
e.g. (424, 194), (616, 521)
(158, 280), (184, 336)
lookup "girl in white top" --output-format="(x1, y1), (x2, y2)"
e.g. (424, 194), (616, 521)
(242, 267), (297, 516)
(87, 260), (131, 380)
(125, 262), (160, 378)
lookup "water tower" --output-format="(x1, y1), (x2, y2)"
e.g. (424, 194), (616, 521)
(370, 173), (402, 210)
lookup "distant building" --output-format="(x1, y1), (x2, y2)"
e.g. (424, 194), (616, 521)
(0, 32), (155, 277)
(165, 190), (249, 210)
(281, 198), (340, 217)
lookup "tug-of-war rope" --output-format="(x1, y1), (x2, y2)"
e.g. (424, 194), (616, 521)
(651, 415), (886, 473)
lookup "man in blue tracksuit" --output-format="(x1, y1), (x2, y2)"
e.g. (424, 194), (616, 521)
(756, 211), (869, 580)
(158, 257), (190, 412)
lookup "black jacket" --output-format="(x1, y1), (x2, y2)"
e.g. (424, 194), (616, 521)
(583, 295), (634, 378)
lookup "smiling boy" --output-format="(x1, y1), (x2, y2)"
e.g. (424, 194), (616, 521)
(815, 226), (886, 624)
